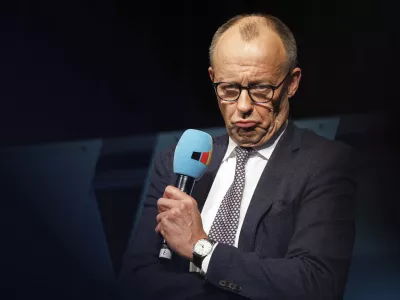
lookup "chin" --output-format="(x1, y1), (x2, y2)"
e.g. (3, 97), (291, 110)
(231, 128), (262, 146)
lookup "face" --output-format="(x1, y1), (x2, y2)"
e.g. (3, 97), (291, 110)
(209, 25), (301, 147)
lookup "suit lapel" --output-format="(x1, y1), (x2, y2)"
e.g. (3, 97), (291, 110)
(191, 134), (229, 212)
(238, 121), (302, 251)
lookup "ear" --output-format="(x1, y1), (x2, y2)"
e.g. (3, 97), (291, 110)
(287, 67), (302, 98)
(208, 67), (214, 82)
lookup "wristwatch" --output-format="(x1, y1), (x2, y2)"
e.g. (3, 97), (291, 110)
(192, 238), (216, 269)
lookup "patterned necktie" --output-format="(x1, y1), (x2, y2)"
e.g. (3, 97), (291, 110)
(208, 146), (254, 245)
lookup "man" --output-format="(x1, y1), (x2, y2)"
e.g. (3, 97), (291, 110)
(118, 13), (357, 300)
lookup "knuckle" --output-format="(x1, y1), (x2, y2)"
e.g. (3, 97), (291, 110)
(179, 201), (186, 210)
(173, 209), (180, 216)
(191, 198), (198, 208)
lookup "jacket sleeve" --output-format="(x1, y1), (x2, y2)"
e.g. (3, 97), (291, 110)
(204, 145), (358, 300)
(116, 149), (232, 300)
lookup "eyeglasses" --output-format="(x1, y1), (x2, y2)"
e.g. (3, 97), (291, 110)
(212, 71), (290, 104)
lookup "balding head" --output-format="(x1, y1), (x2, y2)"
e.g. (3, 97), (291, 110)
(209, 14), (297, 71)
(239, 19), (261, 41)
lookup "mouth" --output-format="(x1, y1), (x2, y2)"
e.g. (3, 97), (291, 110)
(234, 121), (257, 128)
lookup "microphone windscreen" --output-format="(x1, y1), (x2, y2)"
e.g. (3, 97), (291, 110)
(173, 129), (213, 180)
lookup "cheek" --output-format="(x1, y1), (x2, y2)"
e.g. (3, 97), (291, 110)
(219, 102), (235, 122)
(255, 106), (274, 123)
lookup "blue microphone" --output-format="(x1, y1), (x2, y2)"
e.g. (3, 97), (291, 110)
(159, 129), (213, 259)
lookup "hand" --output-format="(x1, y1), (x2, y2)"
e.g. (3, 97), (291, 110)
(155, 185), (207, 260)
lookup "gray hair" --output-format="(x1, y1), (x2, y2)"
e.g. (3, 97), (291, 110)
(209, 13), (298, 71)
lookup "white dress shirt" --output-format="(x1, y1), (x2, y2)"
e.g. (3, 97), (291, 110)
(189, 127), (286, 273)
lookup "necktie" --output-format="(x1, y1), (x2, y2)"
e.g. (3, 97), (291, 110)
(208, 146), (254, 246)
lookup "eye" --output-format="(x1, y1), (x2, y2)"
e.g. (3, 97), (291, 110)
(221, 83), (238, 91)
(252, 85), (270, 91)
(216, 83), (240, 100)
(250, 85), (274, 101)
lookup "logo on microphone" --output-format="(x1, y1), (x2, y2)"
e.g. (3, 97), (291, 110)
(191, 149), (212, 166)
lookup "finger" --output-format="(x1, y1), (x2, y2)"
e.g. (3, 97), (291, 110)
(156, 211), (171, 223)
(158, 207), (185, 225)
(157, 225), (165, 238)
(155, 222), (161, 233)
(155, 221), (168, 235)
(158, 216), (172, 238)
(155, 218), (169, 240)
(165, 186), (199, 210)
(157, 198), (182, 212)
(161, 187), (200, 218)
(163, 185), (191, 201)
(157, 203), (169, 213)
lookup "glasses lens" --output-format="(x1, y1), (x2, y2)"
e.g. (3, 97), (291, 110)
(249, 86), (273, 102)
(217, 83), (240, 101)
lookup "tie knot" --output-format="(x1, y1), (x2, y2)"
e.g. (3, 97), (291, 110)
(235, 146), (254, 161)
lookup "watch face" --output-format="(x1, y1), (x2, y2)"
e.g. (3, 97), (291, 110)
(194, 239), (213, 256)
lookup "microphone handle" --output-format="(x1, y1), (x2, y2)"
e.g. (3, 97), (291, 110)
(176, 174), (196, 195)
(159, 175), (195, 259)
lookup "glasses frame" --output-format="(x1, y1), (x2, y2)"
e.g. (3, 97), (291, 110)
(212, 71), (291, 104)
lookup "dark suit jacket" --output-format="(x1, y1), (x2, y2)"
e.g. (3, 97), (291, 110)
(117, 121), (358, 300)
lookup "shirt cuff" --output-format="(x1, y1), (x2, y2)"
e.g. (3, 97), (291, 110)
(201, 242), (218, 274)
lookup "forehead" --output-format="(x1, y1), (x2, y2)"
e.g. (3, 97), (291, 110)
(213, 25), (286, 75)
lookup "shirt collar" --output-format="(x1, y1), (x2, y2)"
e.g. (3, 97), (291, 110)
(222, 122), (287, 162)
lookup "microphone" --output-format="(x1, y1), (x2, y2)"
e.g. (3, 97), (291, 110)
(159, 129), (213, 259)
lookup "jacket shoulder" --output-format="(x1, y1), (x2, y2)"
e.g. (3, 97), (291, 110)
(297, 125), (353, 156)
(292, 125), (357, 175)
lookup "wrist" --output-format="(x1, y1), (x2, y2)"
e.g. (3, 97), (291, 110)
(189, 233), (208, 261)
(192, 237), (216, 269)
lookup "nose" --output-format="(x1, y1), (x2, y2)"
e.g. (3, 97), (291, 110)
(236, 89), (253, 114)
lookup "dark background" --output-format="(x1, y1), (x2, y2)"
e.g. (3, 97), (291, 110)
(1, 0), (400, 299)
(2, 0), (399, 146)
